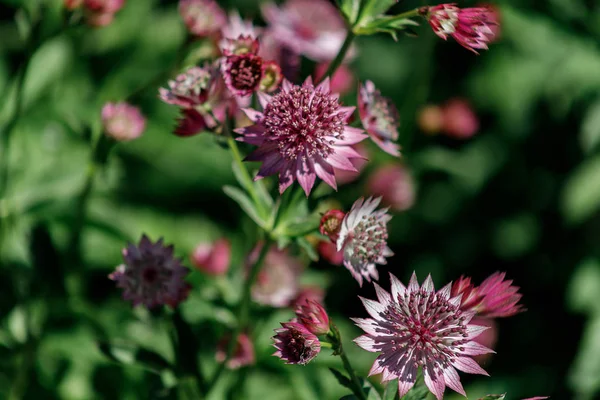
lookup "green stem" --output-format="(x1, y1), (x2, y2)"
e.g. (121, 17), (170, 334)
(318, 30), (355, 84)
(205, 238), (272, 394)
(328, 325), (368, 400)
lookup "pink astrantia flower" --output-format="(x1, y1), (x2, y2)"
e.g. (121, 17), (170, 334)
(216, 333), (255, 369)
(236, 77), (367, 195)
(453, 272), (525, 318)
(262, 0), (348, 61)
(190, 238), (231, 276)
(101, 102), (146, 141)
(247, 244), (302, 307)
(336, 197), (393, 287)
(220, 36), (264, 97)
(367, 164), (415, 212)
(427, 4), (498, 53)
(109, 235), (190, 308)
(358, 81), (401, 157)
(272, 322), (321, 365)
(335, 144), (369, 185)
(354, 272), (494, 400)
(295, 300), (330, 335)
(179, 0), (226, 38)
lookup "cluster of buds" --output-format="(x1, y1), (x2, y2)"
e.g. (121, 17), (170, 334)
(272, 300), (329, 365)
(65, 0), (126, 27)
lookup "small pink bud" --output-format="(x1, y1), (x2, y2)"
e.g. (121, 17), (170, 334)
(319, 210), (345, 243)
(259, 61), (283, 93)
(216, 333), (255, 369)
(314, 62), (354, 96)
(190, 238), (231, 276)
(317, 240), (343, 266)
(292, 286), (325, 309)
(101, 102), (146, 141)
(367, 164), (415, 212)
(295, 300), (330, 335)
(441, 98), (479, 139)
(84, 0), (124, 13)
(417, 104), (444, 134)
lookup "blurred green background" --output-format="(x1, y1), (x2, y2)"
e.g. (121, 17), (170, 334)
(1, 0), (600, 399)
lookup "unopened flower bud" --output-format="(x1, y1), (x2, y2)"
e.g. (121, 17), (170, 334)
(295, 300), (330, 335)
(272, 322), (320, 365)
(319, 210), (345, 243)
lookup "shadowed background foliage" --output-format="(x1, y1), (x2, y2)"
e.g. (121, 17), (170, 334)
(1, 0), (600, 399)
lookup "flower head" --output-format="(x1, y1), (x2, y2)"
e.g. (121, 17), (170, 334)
(101, 102), (146, 141)
(354, 272), (494, 400)
(427, 4), (498, 53)
(109, 235), (190, 308)
(190, 238), (231, 276)
(179, 0), (226, 37)
(216, 333), (255, 369)
(295, 300), (330, 335)
(320, 209), (346, 243)
(337, 197), (393, 286)
(452, 272), (525, 318)
(367, 165), (415, 212)
(358, 81), (401, 157)
(273, 322), (321, 365)
(247, 244), (302, 307)
(262, 0), (349, 61)
(236, 77), (367, 195)
(221, 39), (264, 97)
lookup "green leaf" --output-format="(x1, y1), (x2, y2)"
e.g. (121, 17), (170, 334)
(97, 341), (172, 374)
(340, 0), (360, 24)
(580, 99), (600, 154)
(383, 380), (398, 400)
(567, 259), (600, 315)
(296, 236), (319, 261)
(561, 154), (600, 224)
(478, 395), (507, 400)
(232, 161), (273, 209)
(359, 0), (398, 22)
(329, 368), (353, 390)
(223, 185), (269, 230)
(569, 315), (600, 396)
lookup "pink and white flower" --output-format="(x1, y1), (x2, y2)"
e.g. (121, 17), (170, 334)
(358, 80), (401, 157)
(179, 0), (226, 38)
(272, 322), (321, 365)
(109, 235), (190, 308)
(236, 77), (367, 195)
(261, 0), (349, 62)
(354, 272), (494, 400)
(427, 4), (498, 53)
(101, 102), (146, 141)
(336, 197), (393, 286)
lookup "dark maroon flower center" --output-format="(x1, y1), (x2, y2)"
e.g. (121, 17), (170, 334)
(142, 267), (159, 283)
(263, 86), (345, 161)
(226, 54), (263, 93)
(348, 216), (388, 264)
(286, 328), (315, 363)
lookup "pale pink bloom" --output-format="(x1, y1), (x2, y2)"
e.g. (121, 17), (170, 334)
(109, 235), (190, 308)
(159, 65), (232, 136)
(453, 272), (525, 318)
(236, 77), (367, 195)
(335, 144), (369, 186)
(190, 238), (231, 276)
(354, 272), (493, 400)
(216, 333), (255, 369)
(427, 4), (498, 53)
(295, 300), (330, 335)
(442, 98), (479, 139)
(319, 209), (346, 243)
(317, 240), (343, 266)
(367, 164), (415, 212)
(262, 0), (349, 61)
(272, 322), (320, 364)
(292, 286), (325, 309)
(358, 81), (401, 157)
(314, 63), (354, 96)
(179, 0), (226, 38)
(417, 105), (444, 134)
(259, 61), (283, 93)
(247, 245), (302, 307)
(336, 197), (393, 287)
(221, 11), (259, 42)
(471, 317), (497, 365)
(220, 36), (264, 97)
(101, 102), (146, 141)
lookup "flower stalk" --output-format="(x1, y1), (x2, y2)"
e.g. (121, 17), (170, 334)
(318, 30), (355, 84)
(327, 323), (368, 400)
